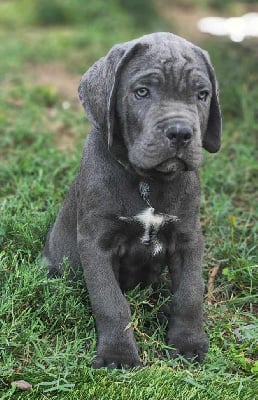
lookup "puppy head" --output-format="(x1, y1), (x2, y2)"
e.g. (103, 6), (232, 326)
(78, 32), (222, 178)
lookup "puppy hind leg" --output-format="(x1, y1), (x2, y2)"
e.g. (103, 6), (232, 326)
(42, 221), (80, 278)
(41, 181), (80, 278)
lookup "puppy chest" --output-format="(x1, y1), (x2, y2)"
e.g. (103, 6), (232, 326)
(119, 207), (178, 257)
(117, 226), (166, 291)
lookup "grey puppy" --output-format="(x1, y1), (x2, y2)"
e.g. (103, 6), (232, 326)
(42, 32), (221, 369)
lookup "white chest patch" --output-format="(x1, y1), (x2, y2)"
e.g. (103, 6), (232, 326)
(135, 207), (165, 228)
(120, 207), (179, 257)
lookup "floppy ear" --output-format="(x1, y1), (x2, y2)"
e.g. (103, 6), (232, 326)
(78, 41), (142, 147)
(201, 51), (222, 153)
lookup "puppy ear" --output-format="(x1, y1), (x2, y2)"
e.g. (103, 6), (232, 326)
(201, 51), (222, 153)
(78, 41), (142, 147)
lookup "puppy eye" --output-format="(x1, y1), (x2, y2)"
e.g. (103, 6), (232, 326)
(134, 87), (150, 99)
(198, 90), (209, 102)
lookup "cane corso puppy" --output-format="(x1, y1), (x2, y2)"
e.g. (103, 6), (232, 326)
(42, 32), (221, 369)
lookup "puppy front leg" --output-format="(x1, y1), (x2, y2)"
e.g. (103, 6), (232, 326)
(77, 233), (141, 369)
(167, 235), (209, 362)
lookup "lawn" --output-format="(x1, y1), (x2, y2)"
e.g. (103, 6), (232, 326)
(0, 1), (257, 399)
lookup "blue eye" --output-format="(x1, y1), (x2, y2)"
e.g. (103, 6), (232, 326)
(198, 90), (209, 102)
(134, 87), (150, 99)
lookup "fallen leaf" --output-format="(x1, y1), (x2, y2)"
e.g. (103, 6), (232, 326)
(11, 380), (32, 391)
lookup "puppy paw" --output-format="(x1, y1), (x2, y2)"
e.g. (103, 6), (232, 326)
(167, 329), (209, 363)
(92, 342), (142, 369)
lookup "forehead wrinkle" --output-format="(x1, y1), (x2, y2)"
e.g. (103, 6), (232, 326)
(123, 48), (210, 94)
(161, 58), (211, 95)
(127, 69), (165, 89)
(155, 59), (189, 95)
(174, 60), (189, 92)
(191, 69), (212, 87)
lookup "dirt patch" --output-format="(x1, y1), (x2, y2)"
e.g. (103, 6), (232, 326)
(48, 113), (81, 151)
(27, 62), (81, 104)
(156, 3), (215, 43)
(26, 63), (83, 150)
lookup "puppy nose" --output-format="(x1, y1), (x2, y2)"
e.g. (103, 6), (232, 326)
(166, 123), (193, 147)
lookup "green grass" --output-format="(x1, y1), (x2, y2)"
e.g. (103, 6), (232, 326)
(0, 1), (257, 399)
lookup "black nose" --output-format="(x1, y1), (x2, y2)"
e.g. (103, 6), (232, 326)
(166, 123), (193, 147)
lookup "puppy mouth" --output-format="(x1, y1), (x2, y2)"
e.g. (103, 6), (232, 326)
(154, 158), (186, 174)
(133, 157), (189, 180)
